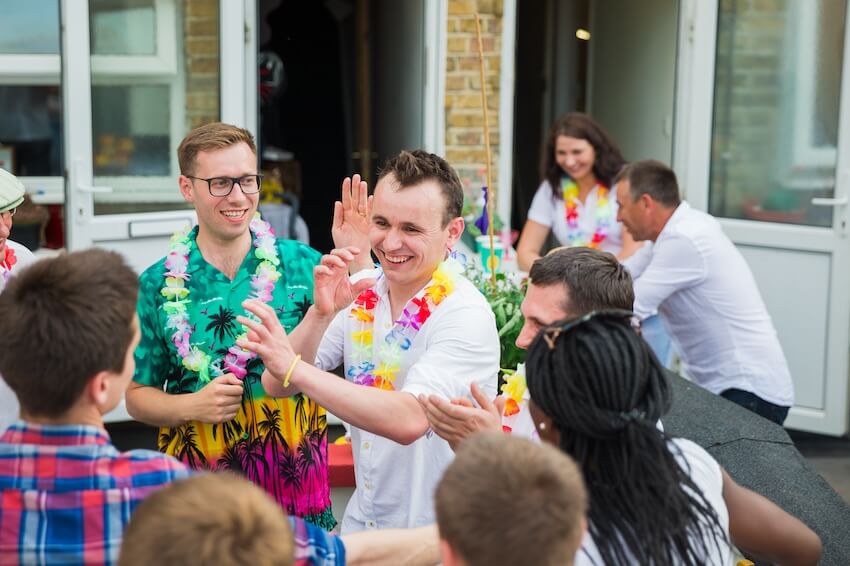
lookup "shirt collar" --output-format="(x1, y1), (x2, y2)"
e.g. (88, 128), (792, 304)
(1, 421), (111, 447)
(658, 200), (691, 238)
(185, 225), (260, 286)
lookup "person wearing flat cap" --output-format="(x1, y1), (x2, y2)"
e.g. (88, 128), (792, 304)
(0, 167), (36, 433)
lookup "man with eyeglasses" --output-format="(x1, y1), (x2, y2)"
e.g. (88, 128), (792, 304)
(126, 123), (337, 530)
(0, 168), (37, 433)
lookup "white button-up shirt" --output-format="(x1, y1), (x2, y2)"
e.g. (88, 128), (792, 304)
(624, 202), (794, 407)
(315, 272), (500, 532)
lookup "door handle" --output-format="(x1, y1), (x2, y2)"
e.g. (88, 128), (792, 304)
(811, 197), (848, 207)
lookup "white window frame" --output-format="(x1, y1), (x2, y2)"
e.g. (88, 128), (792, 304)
(789, 1), (841, 169)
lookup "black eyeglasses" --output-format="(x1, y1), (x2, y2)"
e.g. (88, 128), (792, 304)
(186, 174), (263, 197)
(542, 309), (638, 350)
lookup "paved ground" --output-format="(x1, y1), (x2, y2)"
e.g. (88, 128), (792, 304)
(791, 430), (850, 505)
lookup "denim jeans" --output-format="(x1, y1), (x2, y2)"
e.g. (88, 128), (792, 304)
(720, 388), (790, 426)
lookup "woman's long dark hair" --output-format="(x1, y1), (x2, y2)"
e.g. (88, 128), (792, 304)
(526, 316), (727, 565)
(541, 112), (626, 196)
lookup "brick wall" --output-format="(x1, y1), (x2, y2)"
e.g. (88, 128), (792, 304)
(444, 0), (504, 207)
(183, 0), (220, 130)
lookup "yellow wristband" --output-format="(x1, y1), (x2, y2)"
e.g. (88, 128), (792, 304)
(282, 354), (301, 388)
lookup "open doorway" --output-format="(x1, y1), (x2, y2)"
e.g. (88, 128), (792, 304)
(510, 0), (679, 231)
(258, 0), (425, 252)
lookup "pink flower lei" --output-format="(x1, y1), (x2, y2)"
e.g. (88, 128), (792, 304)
(161, 214), (281, 383)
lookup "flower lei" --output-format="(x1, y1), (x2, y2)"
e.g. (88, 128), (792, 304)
(161, 214), (281, 383)
(562, 177), (611, 248)
(500, 363), (528, 434)
(347, 257), (464, 390)
(0, 246), (18, 292)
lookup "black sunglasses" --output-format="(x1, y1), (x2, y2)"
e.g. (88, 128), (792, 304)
(542, 309), (639, 350)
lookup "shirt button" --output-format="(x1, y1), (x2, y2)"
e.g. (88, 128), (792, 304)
(366, 520), (376, 529)
(362, 441), (370, 450)
(364, 481), (372, 490)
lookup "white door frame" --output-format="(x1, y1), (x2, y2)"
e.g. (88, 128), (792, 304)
(674, 0), (850, 435)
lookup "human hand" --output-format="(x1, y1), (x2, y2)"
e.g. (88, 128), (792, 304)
(332, 174), (373, 273)
(237, 300), (297, 379)
(312, 247), (377, 317)
(417, 383), (505, 451)
(190, 373), (244, 424)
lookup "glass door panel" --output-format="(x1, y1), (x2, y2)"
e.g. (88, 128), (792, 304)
(709, 0), (846, 227)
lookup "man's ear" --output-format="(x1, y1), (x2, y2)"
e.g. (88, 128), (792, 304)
(86, 370), (111, 410)
(178, 175), (195, 203)
(445, 217), (465, 247)
(439, 539), (465, 566)
(639, 192), (654, 211)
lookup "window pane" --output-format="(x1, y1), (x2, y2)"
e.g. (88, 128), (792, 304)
(93, 0), (220, 215)
(90, 0), (157, 56)
(0, 0), (60, 54)
(709, 0), (846, 227)
(0, 86), (62, 176)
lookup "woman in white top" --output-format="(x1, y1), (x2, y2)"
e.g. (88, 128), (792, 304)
(517, 113), (640, 270)
(525, 311), (822, 565)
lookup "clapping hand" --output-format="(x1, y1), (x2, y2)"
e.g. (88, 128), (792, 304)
(332, 174), (374, 273)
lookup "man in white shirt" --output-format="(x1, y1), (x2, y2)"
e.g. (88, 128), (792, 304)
(615, 160), (794, 424)
(0, 167), (37, 432)
(239, 150), (500, 532)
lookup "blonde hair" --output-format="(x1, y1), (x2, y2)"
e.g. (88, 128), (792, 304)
(436, 432), (587, 566)
(177, 122), (256, 175)
(119, 473), (294, 566)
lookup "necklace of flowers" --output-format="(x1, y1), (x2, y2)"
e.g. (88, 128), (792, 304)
(562, 177), (611, 248)
(161, 213), (281, 383)
(0, 246), (18, 292)
(346, 256), (464, 390)
(500, 363), (528, 433)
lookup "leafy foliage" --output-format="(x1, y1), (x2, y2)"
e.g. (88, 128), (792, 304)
(467, 265), (527, 372)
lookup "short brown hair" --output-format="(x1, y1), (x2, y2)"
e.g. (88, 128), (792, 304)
(435, 432), (587, 566)
(615, 159), (681, 208)
(377, 149), (463, 226)
(177, 122), (257, 175)
(0, 249), (138, 417)
(119, 473), (294, 566)
(529, 247), (634, 315)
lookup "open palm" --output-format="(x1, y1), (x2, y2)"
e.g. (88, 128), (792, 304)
(332, 174), (372, 269)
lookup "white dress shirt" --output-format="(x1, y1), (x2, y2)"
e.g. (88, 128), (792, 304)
(624, 202), (794, 407)
(0, 241), (37, 433)
(526, 180), (624, 255)
(315, 272), (500, 532)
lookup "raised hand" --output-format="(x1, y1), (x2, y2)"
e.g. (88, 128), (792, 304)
(312, 247), (377, 318)
(190, 374), (244, 424)
(237, 300), (297, 380)
(417, 383), (505, 451)
(332, 174), (374, 273)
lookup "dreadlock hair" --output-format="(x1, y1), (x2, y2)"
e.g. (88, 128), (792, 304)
(525, 315), (728, 565)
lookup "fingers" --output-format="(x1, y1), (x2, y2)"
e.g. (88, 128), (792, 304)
(493, 395), (507, 415)
(357, 178), (368, 214)
(332, 201), (343, 231)
(470, 382), (498, 414)
(351, 277), (378, 297)
(241, 300), (282, 329)
(341, 176), (352, 210)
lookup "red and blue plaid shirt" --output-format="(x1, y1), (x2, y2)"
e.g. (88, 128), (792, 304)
(0, 421), (188, 565)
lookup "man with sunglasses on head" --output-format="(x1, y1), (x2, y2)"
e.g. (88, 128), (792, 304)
(0, 167), (37, 433)
(126, 123), (337, 530)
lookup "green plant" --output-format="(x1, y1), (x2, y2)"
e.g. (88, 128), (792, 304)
(467, 265), (526, 372)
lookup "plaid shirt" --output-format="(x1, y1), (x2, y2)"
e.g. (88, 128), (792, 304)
(0, 421), (188, 565)
(290, 516), (346, 566)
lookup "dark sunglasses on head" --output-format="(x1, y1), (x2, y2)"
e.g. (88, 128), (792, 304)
(542, 309), (639, 350)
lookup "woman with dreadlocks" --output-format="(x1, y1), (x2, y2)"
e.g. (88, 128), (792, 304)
(525, 311), (821, 565)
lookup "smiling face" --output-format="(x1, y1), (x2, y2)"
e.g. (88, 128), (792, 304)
(369, 173), (464, 299)
(615, 178), (652, 242)
(555, 135), (596, 185)
(179, 142), (259, 245)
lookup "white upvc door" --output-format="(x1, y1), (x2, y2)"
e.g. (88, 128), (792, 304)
(62, 0), (255, 273)
(676, 0), (850, 435)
